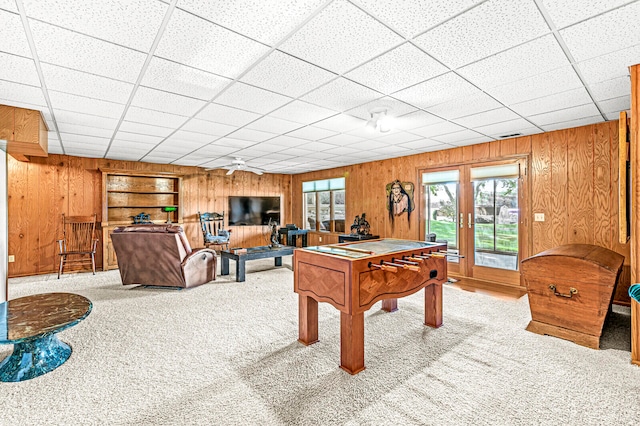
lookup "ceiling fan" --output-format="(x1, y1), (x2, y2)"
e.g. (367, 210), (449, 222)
(219, 157), (264, 175)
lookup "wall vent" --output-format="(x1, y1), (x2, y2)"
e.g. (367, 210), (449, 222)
(499, 133), (522, 138)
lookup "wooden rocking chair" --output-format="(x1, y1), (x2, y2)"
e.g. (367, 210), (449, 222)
(198, 211), (231, 252)
(57, 213), (99, 278)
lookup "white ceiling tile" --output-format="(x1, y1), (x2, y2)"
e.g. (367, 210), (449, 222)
(60, 133), (110, 146)
(345, 96), (417, 121)
(410, 121), (465, 138)
(22, 0), (167, 51)
(265, 135), (309, 148)
(445, 136), (493, 147)
(320, 134), (366, 146)
(413, 0), (550, 68)
(55, 111), (119, 130)
(270, 100), (336, 124)
(139, 155), (175, 163)
(286, 126), (338, 141)
(62, 147), (107, 158)
(49, 91), (125, 118)
(560, 1), (640, 62)
(541, 0), (632, 29)
(599, 95), (630, 114)
(428, 91), (502, 120)
(576, 44), (638, 84)
(345, 43), (448, 94)
(431, 129), (489, 144)
(393, 110), (443, 130)
(118, 121), (173, 138)
(193, 144), (238, 157)
(227, 128), (275, 142)
(181, 118), (236, 136)
(212, 137), (256, 149)
(454, 108), (521, 128)
(107, 151), (146, 161)
(153, 140), (206, 154)
(374, 131), (423, 145)
(0, 52), (39, 86)
(176, 0), (325, 45)
(170, 130), (214, 144)
(41, 63), (133, 104)
(540, 115), (604, 132)
(529, 103), (602, 127)
(0, 80), (47, 107)
(0, 0), (17, 12)
(589, 76), (631, 101)
(511, 87), (593, 117)
(313, 114), (366, 133)
(352, 0), (483, 39)
(301, 78), (381, 112)
(124, 106), (188, 129)
(398, 139), (447, 150)
(393, 72), (479, 109)
(155, 8), (270, 79)
(241, 50), (336, 98)
(215, 82), (292, 114)
(474, 118), (540, 138)
(246, 116), (303, 134)
(57, 122), (114, 139)
(486, 66), (584, 105)
(370, 145), (414, 157)
(458, 35), (571, 90)
(131, 87), (207, 117)
(605, 111), (627, 121)
(296, 141), (338, 151)
(326, 146), (362, 156)
(196, 103), (260, 127)
(141, 56), (231, 100)
(110, 137), (158, 147)
(0, 11), (32, 57)
(334, 139), (387, 151)
(30, 20), (146, 82)
(279, 0), (404, 74)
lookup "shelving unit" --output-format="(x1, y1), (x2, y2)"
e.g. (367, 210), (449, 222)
(101, 169), (183, 270)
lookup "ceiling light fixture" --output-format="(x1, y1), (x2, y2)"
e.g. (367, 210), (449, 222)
(366, 107), (392, 133)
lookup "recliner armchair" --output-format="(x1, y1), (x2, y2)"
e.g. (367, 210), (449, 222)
(111, 224), (217, 288)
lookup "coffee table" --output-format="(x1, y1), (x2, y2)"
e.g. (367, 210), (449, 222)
(220, 245), (294, 282)
(0, 292), (92, 382)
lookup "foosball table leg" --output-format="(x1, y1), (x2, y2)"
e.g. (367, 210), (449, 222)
(424, 283), (443, 328)
(340, 311), (365, 375)
(298, 295), (319, 345)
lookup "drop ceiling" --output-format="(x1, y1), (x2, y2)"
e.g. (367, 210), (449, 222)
(0, 0), (638, 174)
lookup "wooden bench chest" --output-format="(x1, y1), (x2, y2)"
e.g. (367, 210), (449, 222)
(520, 244), (624, 349)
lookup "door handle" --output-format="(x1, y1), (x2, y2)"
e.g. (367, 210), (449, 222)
(460, 212), (463, 228)
(468, 213), (473, 228)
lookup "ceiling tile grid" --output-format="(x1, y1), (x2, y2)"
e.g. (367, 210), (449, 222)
(1, 0), (637, 173)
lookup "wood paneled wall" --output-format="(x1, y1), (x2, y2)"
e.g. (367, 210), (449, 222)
(7, 155), (291, 277)
(292, 121), (631, 303)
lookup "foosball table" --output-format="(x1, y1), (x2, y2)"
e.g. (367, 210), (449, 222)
(293, 238), (449, 374)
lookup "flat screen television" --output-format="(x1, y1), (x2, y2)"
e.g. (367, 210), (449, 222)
(228, 196), (281, 226)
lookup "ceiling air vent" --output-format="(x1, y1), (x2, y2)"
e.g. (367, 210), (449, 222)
(499, 133), (522, 138)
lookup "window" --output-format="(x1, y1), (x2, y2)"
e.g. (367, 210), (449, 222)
(303, 178), (345, 232)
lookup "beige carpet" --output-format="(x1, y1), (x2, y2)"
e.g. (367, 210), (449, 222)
(1, 258), (638, 425)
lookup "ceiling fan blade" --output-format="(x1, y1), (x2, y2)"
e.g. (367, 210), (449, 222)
(249, 169), (263, 176)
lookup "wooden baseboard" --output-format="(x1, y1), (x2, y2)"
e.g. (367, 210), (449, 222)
(526, 320), (600, 349)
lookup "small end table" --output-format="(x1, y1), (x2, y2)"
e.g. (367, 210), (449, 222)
(0, 292), (92, 382)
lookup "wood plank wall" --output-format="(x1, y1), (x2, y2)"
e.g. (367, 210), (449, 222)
(291, 121), (631, 303)
(6, 155), (292, 277)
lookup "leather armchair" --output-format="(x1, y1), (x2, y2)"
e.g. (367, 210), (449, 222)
(111, 224), (216, 288)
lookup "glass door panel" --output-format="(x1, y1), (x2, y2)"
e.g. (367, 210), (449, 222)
(473, 178), (519, 271)
(425, 182), (459, 263)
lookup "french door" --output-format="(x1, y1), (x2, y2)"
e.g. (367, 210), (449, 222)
(420, 159), (527, 286)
